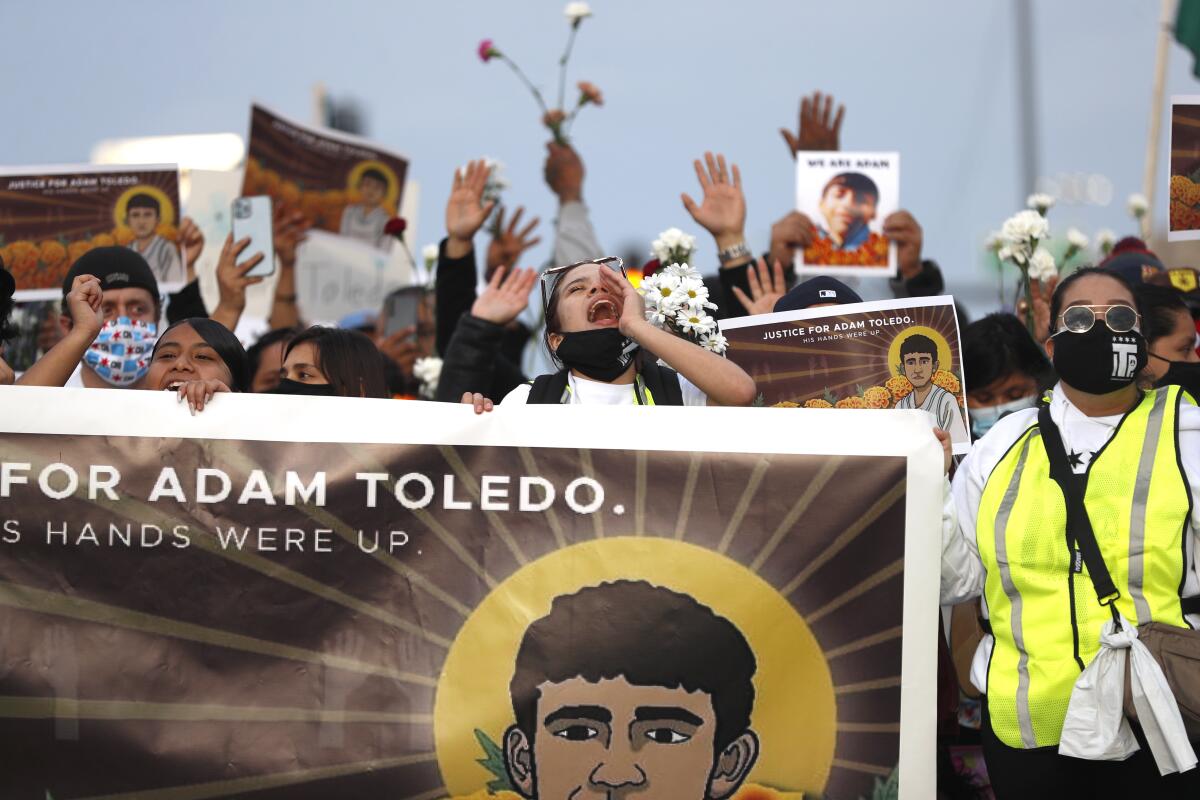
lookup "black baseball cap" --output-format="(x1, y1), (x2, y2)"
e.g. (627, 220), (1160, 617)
(774, 276), (863, 313)
(0, 254), (14, 301)
(62, 246), (159, 299)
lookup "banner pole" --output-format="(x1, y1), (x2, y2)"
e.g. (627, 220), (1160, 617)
(1144, 0), (1176, 240)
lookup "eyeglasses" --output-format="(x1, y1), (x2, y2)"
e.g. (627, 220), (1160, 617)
(1057, 304), (1140, 334)
(540, 256), (626, 315)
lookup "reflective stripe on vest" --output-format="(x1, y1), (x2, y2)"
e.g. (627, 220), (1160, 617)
(976, 386), (1192, 749)
(559, 374), (657, 405)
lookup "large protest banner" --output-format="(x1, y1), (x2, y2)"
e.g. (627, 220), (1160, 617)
(0, 389), (941, 800)
(720, 296), (971, 455)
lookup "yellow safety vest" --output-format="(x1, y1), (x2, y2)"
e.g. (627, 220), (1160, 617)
(977, 386), (1194, 749)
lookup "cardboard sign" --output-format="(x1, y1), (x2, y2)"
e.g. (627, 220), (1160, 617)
(796, 152), (899, 278)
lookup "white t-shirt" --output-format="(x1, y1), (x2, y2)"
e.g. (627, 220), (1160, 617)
(501, 371), (707, 406)
(897, 383), (970, 443)
(941, 383), (1200, 692)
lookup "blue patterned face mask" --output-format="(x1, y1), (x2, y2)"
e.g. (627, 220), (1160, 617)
(83, 316), (158, 387)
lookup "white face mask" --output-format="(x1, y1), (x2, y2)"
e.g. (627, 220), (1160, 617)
(968, 394), (1038, 439)
(82, 316), (158, 387)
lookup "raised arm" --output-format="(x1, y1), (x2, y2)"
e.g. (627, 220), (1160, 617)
(544, 142), (602, 263)
(266, 206), (310, 330)
(209, 234), (266, 333)
(602, 266), (756, 407)
(17, 274), (102, 387)
(780, 90), (844, 158)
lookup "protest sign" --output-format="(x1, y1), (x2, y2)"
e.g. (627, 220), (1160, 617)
(1169, 95), (1200, 242)
(0, 390), (941, 800)
(294, 229), (417, 325)
(243, 103), (409, 252)
(0, 164), (184, 299)
(796, 152), (899, 277)
(721, 296), (971, 454)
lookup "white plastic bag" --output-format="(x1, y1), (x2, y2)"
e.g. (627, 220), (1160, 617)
(1058, 613), (1197, 776)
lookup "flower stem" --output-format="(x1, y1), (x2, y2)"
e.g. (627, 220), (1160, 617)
(499, 54), (549, 114)
(1021, 267), (1036, 340)
(557, 23), (579, 111)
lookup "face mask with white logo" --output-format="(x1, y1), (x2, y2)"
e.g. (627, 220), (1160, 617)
(83, 316), (158, 387)
(1051, 326), (1147, 396)
(968, 394), (1038, 439)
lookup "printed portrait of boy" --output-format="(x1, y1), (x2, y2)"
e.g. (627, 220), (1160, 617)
(124, 193), (182, 282)
(339, 167), (391, 249)
(503, 580), (760, 799)
(815, 172), (879, 252)
(894, 332), (968, 442)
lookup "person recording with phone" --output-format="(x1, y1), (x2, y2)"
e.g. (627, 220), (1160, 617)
(941, 267), (1200, 796)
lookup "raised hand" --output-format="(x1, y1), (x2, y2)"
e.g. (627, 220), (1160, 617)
(599, 264), (645, 337)
(883, 210), (924, 280)
(543, 142), (585, 204)
(768, 211), (816, 269)
(486, 206), (542, 279)
(211, 233), (266, 332)
(731, 258), (788, 316)
(781, 90), (845, 158)
(681, 152), (747, 255)
(471, 265), (539, 326)
(64, 273), (103, 338)
(446, 159), (496, 256)
(273, 204), (311, 268)
(177, 216), (205, 281)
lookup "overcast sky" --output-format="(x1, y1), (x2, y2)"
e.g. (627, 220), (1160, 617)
(5, 0), (1200, 315)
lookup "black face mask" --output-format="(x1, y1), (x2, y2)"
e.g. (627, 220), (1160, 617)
(553, 328), (639, 382)
(1051, 325), (1148, 395)
(1152, 354), (1200, 397)
(272, 378), (337, 397)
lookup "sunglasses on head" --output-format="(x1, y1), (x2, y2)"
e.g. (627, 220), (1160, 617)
(540, 256), (626, 315)
(1056, 304), (1140, 335)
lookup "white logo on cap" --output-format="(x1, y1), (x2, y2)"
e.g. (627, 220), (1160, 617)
(819, 289), (836, 298)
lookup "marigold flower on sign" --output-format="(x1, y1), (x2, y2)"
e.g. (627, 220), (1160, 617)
(863, 385), (892, 408)
(577, 81), (603, 107)
(477, 39), (500, 62)
(932, 369), (961, 395)
(564, 1), (592, 23)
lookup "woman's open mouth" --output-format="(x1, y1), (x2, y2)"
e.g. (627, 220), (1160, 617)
(587, 298), (620, 326)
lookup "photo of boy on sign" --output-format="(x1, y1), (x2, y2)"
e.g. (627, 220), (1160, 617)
(502, 580), (759, 800)
(796, 152), (899, 277)
(338, 167), (391, 249)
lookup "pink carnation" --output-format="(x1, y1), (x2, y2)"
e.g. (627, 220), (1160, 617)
(478, 39), (499, 62)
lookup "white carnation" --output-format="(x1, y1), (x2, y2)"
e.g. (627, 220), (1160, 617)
(564, 1), (592, 22)
(1029, 247), (1057, 281)
(1127, 193), (1149, 218)
(1065, 228), (1088, 249)
(1026, 193), (1056, 213)
(984, 231), (1002, 252)
(421, 244), (439, 265)
(413, 357), (443, 400)
(1096, 228), (1117, 254)
(1001, 209), (1050, 245)
(650, 228), (696, 265)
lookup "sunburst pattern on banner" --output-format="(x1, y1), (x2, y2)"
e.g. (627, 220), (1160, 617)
(0, 433), (909, 800)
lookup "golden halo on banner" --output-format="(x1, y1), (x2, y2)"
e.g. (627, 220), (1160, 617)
(886, 324), (952, 373)
(112, 184), (176, 227)
(345, 159), (400, 210)
(433, 537), (836, 796)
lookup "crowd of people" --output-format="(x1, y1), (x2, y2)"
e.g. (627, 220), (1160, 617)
(2, 89), (1200, 798)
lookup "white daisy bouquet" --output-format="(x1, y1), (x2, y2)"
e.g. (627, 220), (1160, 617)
(638, 261), (726, 354)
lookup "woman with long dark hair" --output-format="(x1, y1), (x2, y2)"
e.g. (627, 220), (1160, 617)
(141, 317), (250, 412)
(276, 326), (390, 399)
